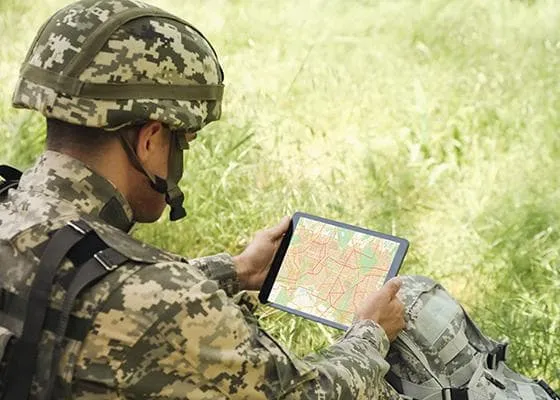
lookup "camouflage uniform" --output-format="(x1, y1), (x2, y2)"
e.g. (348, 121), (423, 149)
(5, 2), (554, 399)
(1, 0), (403, 398)
(0, 151), (401, 398)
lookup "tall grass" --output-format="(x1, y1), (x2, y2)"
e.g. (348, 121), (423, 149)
(1, 0), (558, 388)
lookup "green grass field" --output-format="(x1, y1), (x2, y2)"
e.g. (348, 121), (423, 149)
(1, 0), (558, 389)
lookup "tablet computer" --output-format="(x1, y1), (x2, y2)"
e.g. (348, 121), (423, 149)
(259, 212), (409, 330)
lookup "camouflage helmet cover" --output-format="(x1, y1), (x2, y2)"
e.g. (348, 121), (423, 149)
(12, 0), (224, 132)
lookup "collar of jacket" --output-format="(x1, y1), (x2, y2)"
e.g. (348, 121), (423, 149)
(18, 150), (135, 232)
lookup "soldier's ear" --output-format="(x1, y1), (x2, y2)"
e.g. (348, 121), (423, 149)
(135, 121), (166, 163)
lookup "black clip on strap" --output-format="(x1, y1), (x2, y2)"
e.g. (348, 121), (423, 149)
(0, 166), (22, 182)
(0, 165), (23, 197)
(442, 388), (469, 400)
(2, 220), (92, 400)
(487, 343), (508, 369)
(42, 244), (128, 400)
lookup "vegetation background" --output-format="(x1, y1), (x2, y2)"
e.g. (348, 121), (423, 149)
(1, 0), (558, 389)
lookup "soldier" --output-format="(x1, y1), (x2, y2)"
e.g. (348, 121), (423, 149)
(0, 0), (405, 398)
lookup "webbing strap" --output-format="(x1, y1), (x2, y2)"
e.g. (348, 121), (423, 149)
(2, 221), (91, 400)
(0, 289), (91, 342)
(0, 327), (14, 361)
(385, 369), (404, 394)
(0, 329), (15, 396)
(0, 166), (22, 182)
(0, 166), (22, 198)
(401, 378), (441, 400)
(449, 356), (478, 387)
(536, 380), (560, 400)
(386, 366), (472, 400)
(391, 377), (470, 400)
(438, 327), (469, 365)
(43, 246), (128, 400)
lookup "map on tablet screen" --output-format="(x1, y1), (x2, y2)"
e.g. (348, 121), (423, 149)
(260, 213), (408, 330)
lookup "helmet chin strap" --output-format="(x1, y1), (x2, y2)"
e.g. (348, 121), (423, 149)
(118, 132), (187, 221)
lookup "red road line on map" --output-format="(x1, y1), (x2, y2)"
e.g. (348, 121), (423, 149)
(279, 222), (399, 315)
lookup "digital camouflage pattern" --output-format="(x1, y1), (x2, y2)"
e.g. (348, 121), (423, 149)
(12, 0), (224, 132)
(0, 150), (402, 399)
(387, 276), (554, 400)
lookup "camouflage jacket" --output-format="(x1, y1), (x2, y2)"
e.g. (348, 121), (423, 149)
(0, 150), (400, 399)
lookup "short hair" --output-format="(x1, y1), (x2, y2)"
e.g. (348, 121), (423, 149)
(46, 118), (138, 153)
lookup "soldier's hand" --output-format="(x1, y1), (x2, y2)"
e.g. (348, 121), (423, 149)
(355, 277), (405, 341)
(233, 216), (291, 291)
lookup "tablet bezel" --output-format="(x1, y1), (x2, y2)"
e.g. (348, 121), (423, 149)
(258, 211), (409, 330)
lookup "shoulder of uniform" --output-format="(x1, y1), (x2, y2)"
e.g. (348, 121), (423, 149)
(82, 217), (184, 264)
(6, 214), (184, 265)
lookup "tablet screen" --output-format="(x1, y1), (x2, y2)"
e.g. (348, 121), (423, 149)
(260, 212), (408, 330)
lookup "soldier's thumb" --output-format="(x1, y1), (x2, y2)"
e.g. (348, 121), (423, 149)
(268, 216), (291, 240)
(383, 277), (402, 298)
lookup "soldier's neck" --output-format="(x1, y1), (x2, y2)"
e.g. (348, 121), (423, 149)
(54, 145), (137, 212)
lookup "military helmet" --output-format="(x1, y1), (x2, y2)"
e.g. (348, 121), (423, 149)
(12, 0), (224, 132)
(12, 0), (226, 221)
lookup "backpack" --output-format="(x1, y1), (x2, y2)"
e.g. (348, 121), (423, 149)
(386, 276), (559, 400)
(0, 165), (130, 400)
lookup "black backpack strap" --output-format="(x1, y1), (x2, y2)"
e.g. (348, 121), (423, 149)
(0, 328), (16, 396)
(2, 220), (93, 400)
(0, 166), (22, 182)
(43, 246), (128, 400)
(385, 368), (405, 395)
(0, 289), (93, 342)
(536, 380), (560, 400)
(0, 166), (22, 198)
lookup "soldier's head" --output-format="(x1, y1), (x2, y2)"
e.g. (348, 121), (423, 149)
(12, 0), (224, 222)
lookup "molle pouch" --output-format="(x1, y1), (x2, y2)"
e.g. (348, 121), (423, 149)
(386, 276), (558, 400)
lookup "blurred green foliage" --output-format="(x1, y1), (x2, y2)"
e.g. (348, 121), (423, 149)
(0, 0), (558, 388)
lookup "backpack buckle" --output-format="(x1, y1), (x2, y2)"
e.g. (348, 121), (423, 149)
(487, 343), (508, 369)
(67, 220), (92, 236)
(93, 251), (119, 271)
(442, 388), (469, 400)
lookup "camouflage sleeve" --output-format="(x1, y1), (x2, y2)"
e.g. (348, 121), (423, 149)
(188, 252), (241, 296)
(297, 320), (401, 399)
(83, 261), (400, 399)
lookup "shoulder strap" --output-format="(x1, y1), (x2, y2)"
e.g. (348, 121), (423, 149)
(43, 245), (128, 400)
(0, 166), (22, 198)
(2, 219), (129, 400)
(2, 220), (92, 400)
(2, 219), (131, 400)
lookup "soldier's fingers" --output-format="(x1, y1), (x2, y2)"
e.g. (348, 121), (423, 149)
(383, 277), (402, 298)
(266, 216), (291, 240)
